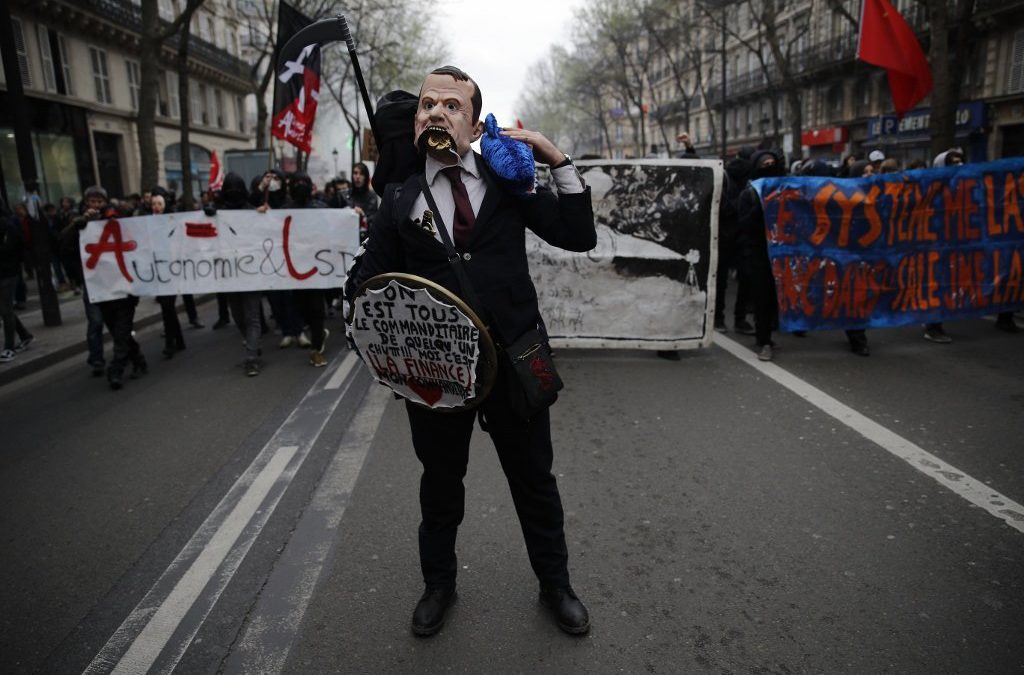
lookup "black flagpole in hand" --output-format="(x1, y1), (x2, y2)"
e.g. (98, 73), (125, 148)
(276, 14), (379, 147)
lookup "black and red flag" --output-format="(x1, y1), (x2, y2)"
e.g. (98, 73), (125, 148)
(271, 1), (321, 153)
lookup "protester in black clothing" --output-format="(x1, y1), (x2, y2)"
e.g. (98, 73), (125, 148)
(737, 149), (785, 361)
(72, 186), (146, 388)
(212, 173), (264, 376)
(0, 219), (34, 362)
(251, 169), (288, 208)
(717, 150), (755, 334)
(348, 162), (379, 243)
(278, 172), (330, 367)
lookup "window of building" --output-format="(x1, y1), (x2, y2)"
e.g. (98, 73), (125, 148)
(828, 84), (844, 118)
(89, 46), (112, 104)
(199, 12), (212, 42)
(167, 70), (180, 118)
(126, 60), (141, 111)
(235, 95), (246, 132)
(190, 80), (202, 123)
(11, 18), (33, 89)
(204, 85), (215, 126)
(1009, 29), (1024, 94)
(214, 89), (225, 128)
(37, 24), (57, 92)
(57, 33), (73, 96)
(158, 0), (176, 21)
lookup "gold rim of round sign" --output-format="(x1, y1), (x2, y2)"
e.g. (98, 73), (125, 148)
(351, 272), (498, 412)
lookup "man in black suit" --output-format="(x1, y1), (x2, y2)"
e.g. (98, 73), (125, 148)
(349, 65), (596, 637)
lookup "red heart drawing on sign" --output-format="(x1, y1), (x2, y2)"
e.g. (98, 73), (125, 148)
(407, 378), (443, 406)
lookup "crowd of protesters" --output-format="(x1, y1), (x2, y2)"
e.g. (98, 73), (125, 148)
(0, 170), (375, 389)
(4, 143), (1021, 381)
(716, 141), (1021, 362)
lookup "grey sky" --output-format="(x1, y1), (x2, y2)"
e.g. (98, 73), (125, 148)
(311, 0), (584, 180)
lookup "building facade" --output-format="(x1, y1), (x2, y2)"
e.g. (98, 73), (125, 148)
(0, 0), (254, 206)
(592, 0), (1024, 166)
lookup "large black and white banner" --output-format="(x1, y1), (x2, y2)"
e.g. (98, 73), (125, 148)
(81, 209), (360, 302)
(532, 159), (722, 350)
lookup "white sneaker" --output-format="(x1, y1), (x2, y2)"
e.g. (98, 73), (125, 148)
(297, 332), (312, 348)
(319, 328), (330, 354)
(0, 349), (15, 363)
(14, 336), (34, 352)
(757, 344), (773, 362)
(279, 335), (296, 348)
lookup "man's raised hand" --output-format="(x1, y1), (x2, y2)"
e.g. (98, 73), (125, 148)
(499, 127), (564, 166)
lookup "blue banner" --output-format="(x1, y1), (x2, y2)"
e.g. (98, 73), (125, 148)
(752, 157), (1024, 331)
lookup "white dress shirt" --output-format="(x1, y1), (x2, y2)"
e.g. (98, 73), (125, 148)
(411, 150), (586, 244)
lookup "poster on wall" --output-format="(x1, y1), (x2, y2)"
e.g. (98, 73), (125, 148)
(531, 159), (722, 350)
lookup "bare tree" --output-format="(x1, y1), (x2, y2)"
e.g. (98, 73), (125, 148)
(177, 15), (196, 210)
(924, 0), (978, 158)
(320, 0), (447, 167)
(138, 0), (204, 191)
(698, 0), (811, 151)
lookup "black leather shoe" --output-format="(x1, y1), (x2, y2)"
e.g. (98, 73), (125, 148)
(539, 586), (590, 635)
(411, 587), (456, 637)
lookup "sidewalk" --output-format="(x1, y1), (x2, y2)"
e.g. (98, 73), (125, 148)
(0, 285), (213, 387)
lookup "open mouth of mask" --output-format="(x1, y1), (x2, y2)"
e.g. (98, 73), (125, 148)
(419, 125), (458, 159)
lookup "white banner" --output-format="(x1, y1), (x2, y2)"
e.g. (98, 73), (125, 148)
(81, 209), (360, 302)
(533, 159), (722, 350)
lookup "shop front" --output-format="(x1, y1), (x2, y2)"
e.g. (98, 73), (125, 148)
(0, 93), (95, 206)
(864, 101), (988, 165)
(801, 126), (849, 162)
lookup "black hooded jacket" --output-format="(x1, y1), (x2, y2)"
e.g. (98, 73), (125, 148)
(737, 149), (785, 246)
(217, 172), (253, 210)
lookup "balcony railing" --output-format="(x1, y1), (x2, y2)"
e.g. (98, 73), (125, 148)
(45, 0), (251, 81)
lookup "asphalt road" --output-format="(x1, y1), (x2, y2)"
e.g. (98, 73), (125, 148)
(1, 309), (1022, 674)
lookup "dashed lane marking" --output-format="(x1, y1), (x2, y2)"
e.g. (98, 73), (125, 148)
(85, 352), (363, 675)
(713, 332), (1024, 534)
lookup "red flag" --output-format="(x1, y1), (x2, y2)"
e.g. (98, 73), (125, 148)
(208, 150), (223, 191)
(857, 0), (933, 118)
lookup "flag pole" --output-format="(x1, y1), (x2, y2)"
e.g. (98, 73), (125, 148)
(338, 15), (378, 146)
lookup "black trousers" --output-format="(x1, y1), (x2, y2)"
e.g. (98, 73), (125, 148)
(158, 296), (185, 351)
(405, 374), (571, 591)
(715, 233), (750, 323)
(98, 297), (142, 377)
(294, 289), (326, 350)
(742, 238), (778, 347)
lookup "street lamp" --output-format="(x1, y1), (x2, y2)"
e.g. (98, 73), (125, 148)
(332, 148), (339, 178)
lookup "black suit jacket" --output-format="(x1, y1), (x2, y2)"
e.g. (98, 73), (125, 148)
(351, 156), (596, 345)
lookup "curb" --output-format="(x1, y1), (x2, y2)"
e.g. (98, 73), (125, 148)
(0, 295), (217, 388)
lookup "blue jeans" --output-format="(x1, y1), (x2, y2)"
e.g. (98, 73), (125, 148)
(82, 284), (105, 366)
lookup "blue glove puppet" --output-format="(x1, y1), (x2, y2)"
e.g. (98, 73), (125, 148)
(480, 113), (535, 196)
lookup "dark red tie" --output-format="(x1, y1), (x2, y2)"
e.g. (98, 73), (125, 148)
(442, 166), (475, 248)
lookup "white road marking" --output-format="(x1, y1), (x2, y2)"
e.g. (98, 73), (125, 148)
(713, 332), (1024, 534)
(223, 385), (391, 674)
(86, 352), (360, 675)
(324, 349), (360, 390)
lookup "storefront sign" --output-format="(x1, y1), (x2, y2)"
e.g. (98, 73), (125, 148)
(867, 102), (986, 140)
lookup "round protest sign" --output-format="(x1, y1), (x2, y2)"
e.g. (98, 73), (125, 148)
(349, 273), (498, 411)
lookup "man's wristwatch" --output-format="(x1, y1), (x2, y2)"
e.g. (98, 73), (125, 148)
(552, 154), (573, 169)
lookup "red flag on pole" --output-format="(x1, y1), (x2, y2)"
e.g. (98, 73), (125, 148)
(857, 0), (933, 118)
(208, 150), (223, 191)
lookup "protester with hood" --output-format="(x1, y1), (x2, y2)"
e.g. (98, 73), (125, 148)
(279, 172), (330, 367)
(737, 149), (784, 360)
(715, 151), (755, 335)
(348, 162), (379, 244)
(932, 148), (964, 168)
(212, 172), (265, 376)
(0, 216), (34, 362)
(251, 169), (288, 209)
